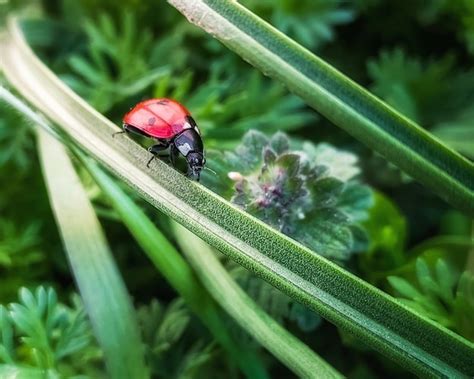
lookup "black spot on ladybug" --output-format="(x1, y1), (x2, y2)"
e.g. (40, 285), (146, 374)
(148, 117), (156, 125)
(156, 100), (169, 105)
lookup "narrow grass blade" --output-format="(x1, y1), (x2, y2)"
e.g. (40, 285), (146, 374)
(36, 130), (148, 379)
(170, 221), (343, 379)
(168, 0), (474, 214)
(82, 159), (268, 379)
(1, 19), (473, 378)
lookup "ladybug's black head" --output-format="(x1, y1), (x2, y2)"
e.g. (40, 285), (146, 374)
(187, 152), (205, 181)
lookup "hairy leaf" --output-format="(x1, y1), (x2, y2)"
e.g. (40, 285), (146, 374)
(203, 131), (372, 262)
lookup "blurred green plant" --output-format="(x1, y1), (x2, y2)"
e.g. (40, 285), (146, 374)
(155, 70), (314, 146)
(0, 222), (46, 304)
(202, 131), (373, 263)
(0, 102), (34, 171)
(0, 220), (43, 269)
(413, 0), (474, 56)
(240, 0), (356, 49)
(26, 10), (313, 144)
(138, 299), (218, 379)
(0, 286), (101, 378)
(388, 258), (474, 341)
(229, 263), (322, 332)
(358, 192), (407, 282)
(64, 12), (169, 112)
(368, 48), (474, 158)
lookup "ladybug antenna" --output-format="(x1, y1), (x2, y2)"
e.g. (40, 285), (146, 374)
(204, 166), (217, 176)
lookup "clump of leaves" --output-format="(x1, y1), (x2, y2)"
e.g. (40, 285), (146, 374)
(388, 258), (474, 341)
(241, 0), (356, 49)
(203, 131), (373, 263)
(0, 286), (101, 377)
(64, 12), (169, 113)
(138, 298), (218, 379)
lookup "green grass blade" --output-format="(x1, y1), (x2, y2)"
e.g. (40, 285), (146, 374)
(82, 159), (268, 379)
(1, 19), (473, 378)
(170, 221), (343, 379)
(168, 0), (474, 215)
(36, 130), (148, 379)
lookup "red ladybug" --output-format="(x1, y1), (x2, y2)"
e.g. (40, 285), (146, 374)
(121, 98), (205, 180)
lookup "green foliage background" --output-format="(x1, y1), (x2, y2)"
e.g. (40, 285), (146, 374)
(0, 0), (473, 378)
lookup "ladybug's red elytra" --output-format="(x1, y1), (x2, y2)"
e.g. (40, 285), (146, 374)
(120, 98), (205, 181)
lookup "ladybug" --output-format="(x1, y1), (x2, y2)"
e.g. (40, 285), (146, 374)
(120, 98), (205, 180)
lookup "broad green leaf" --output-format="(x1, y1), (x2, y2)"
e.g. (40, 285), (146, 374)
(1, 19), (473, 378)
(167, 0), (474, 215)
(36, 130), (148, 379)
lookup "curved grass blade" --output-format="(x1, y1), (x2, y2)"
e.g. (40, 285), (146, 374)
(1, 19), (473, 378)
(167, 0), (474, 215)
(36, 130), (148, 379)
(170, 221), (343, 379)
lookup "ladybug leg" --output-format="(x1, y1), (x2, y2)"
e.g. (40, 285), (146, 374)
(112, 130), (126, 138)
(112, 123), (130, 138)
(147, 143), (169, 168)
(170, 144), (180, 167)
(146, 155), (156, 168)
